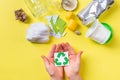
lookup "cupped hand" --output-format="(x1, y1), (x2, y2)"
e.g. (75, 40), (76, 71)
(41, 44), (64, 80)
(61, 43), (83, 80)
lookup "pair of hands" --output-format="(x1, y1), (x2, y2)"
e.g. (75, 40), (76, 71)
(41, 43), (83, 80)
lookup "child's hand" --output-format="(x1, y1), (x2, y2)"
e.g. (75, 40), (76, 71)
(61, 43), (83, 80)
(41, 44), (63, 80)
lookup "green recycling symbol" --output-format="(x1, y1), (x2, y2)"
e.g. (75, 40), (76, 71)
(54, 52), (69, 66)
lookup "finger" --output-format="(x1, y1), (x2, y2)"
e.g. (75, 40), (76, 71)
(76, 51), (83, 63)
(55, 44), (60, 52)
(58, 44), (64, 52)
(61, 43), (68, 52)
(48, 44), (56, 58)
(49, 58), (54, 64)
(60, 43), (65, 52)
(61, 43), (65, 51)
(77, 51), (83, 58)
(41, 56), (50, 68)
(66, 43), (75, 54)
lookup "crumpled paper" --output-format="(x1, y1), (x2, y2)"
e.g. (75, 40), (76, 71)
(26, 23), (50, 43)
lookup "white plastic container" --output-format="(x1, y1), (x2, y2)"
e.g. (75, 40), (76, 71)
(86, 20), (112, 44)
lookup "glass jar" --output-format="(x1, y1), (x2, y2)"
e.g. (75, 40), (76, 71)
(24, 0), (62, 18)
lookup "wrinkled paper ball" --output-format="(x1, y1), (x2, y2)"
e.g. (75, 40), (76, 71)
(26, 23), (50, 43)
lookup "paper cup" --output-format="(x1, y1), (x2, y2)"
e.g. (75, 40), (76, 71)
(86, 20), (112, 44)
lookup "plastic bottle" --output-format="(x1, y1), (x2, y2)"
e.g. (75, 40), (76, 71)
(24, 0), (61, 18)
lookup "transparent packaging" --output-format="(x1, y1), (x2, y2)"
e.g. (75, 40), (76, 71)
(24, 0), (62, 18)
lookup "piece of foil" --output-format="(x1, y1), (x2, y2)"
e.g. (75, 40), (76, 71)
(78, 0), (114, 25)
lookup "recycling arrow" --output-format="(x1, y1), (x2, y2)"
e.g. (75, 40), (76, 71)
(63, 57), (69, 65)
(57, 52), (65, 58)
(54, 58), (62, 66)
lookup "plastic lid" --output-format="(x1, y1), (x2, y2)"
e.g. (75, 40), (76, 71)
(101, 23), (113, 44)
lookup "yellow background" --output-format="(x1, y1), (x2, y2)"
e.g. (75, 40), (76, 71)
(0, 0), (120, 80)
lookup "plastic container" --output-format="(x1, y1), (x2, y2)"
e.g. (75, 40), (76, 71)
(86, 20), (113, 44)
(24, 0), (61, 18)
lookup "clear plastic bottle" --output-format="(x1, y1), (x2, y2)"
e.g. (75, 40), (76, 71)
(24, 0), (62, 18)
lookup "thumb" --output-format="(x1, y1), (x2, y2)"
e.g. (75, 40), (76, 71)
(41, 56), (50, 69)
(77, 51), (83, 61)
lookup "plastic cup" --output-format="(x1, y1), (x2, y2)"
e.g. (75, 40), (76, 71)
(86, 20), (113, 44)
